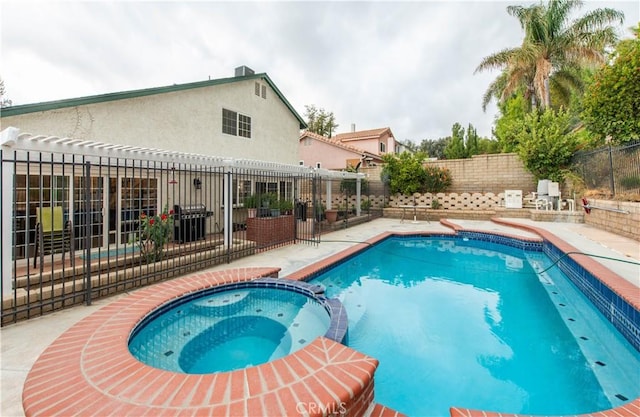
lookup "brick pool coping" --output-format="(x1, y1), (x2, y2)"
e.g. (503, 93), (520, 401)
(22, 267), (403, 417)
(22, 221), (639, 417)
(287, 220), (640, 417)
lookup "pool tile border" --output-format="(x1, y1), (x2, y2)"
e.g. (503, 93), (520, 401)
(288, 219), (640, 417)
(22, 267), (396, 417)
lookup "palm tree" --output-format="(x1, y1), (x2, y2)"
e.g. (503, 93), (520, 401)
(476, 0), (624, 111)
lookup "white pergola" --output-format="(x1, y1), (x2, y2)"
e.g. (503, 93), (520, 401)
(1, 127), (364, 292)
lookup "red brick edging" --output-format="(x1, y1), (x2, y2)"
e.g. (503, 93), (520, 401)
(22, 267), (392, 417)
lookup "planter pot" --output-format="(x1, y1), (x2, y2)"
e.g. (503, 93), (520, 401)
(270, 209), (281, 217)
(247, 208), (257, 218)
(325, 209), (338, 224)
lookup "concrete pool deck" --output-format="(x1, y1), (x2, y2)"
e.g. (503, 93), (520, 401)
(2, 218), (639, 417)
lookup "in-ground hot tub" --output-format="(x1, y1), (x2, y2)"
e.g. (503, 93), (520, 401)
(128, 278), (347, 373)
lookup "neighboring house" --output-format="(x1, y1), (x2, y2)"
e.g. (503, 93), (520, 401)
(299, 130), (383, 171)
(333, 126), (398, 156)
(0, 66), (306, 165)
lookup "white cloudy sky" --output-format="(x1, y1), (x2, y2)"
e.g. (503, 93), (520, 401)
(2, 1), (638, 143)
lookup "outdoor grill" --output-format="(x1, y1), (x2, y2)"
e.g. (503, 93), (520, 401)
(173, 204), (213, 243)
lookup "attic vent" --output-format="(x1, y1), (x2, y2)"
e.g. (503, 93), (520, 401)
(235, 66), (255, 77)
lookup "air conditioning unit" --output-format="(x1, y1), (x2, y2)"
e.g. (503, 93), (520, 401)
(234, 66), (255, 77)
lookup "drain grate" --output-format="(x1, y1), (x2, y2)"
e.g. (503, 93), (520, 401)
(595, 361), (606, 366)
(568, 318), (575, 321)
(183, 331), (191, 336)
(558, 303), (566, 307)
(580, 336), (589, 340)
(615, 394), (629, 401)
(298, 338), (306, 344)
(164, 350), (174, 356)
(256, 309), (262, 313)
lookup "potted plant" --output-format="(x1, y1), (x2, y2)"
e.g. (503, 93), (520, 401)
(244, 194), (259, 218)
(325, 205), (338, 224)
(279, 199), (294, 215)
(267, 193), (280, 217)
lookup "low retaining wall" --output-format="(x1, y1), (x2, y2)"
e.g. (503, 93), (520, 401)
(583, 199), (640, 240)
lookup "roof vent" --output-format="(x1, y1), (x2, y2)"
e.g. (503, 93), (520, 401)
(235, 66), (255, 77)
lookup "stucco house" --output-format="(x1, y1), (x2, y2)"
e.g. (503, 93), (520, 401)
(0, 66), (306, 165)
(299, 130), (384, 171)
(333, 126), (400, 156)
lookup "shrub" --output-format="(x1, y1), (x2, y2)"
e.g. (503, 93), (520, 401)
(132, 204), (173, 263)
(423, 165), (452, 193)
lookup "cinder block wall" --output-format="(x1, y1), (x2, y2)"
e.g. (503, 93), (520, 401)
(583, 200), (640, 240)
(427, 153), (537, 194)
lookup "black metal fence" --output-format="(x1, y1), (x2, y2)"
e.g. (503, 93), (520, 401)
(571, 141), (640, 197)
(1, 142), (374, 325)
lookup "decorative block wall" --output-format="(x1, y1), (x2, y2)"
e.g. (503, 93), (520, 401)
(390, 192), (504, 210)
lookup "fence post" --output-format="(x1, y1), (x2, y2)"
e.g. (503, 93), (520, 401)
(84, 161), (92, 305)
(608, 143), (615, 196)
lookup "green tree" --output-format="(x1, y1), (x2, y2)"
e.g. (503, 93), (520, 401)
(477, 138), (501, 154)
(582, 24), (640, 143)
(476, 0), (623, 110)
(304, 104), (339, 137)
(493, 95), (528, 152)
(444, 123), (467, 159)
(0, 78), (12, 108)
(418, 137), (448, 159)
(381, 152), (428, 195)
(516, 108), (580, 181)
(466, 123), (479, 156)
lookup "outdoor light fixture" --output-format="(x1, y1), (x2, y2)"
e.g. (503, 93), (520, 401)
(193, 178), (202, 189)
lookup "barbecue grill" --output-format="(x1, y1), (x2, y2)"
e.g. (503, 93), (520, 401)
(173, 204), (213, 243)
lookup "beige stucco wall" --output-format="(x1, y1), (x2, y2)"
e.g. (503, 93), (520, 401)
(1, 79), (301, 164)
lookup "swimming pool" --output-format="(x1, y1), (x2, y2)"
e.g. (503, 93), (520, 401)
(128, 279), (341, 373)
(309, 235), (640, 416)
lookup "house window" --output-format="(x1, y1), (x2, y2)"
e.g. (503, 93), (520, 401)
(222, 108), (252, 138)
(238, 114), (251, 138)
(380, 142), (386, 153)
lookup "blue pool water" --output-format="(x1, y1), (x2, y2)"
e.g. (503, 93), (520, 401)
(310, 236), (640, 416)
(129, 286), (331, 373)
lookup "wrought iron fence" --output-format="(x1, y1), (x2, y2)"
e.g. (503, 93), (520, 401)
(571, 141), (640, 197)
(0, 132), (369, 325)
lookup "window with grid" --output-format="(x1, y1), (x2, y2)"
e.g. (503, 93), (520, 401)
(222, 109), (237, 135)
(222, 109), (252, 138)
(238, 114), (251, 138)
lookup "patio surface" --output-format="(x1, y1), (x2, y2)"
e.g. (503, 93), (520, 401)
(2, 217), (638, 417)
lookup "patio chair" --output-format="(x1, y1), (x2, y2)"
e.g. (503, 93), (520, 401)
(533, 180), (553, 210)
(33, 206), (75, 268)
